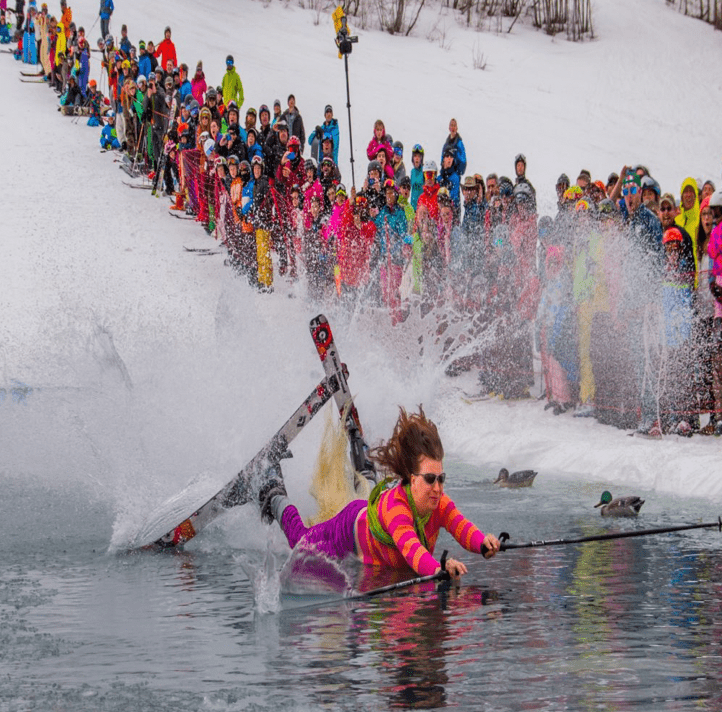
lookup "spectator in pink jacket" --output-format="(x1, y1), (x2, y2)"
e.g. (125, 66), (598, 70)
(366, 120), (392, 159)
(191, 60), (206, 105)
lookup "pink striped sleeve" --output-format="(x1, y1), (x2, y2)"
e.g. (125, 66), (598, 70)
(438, 496), (486, 554)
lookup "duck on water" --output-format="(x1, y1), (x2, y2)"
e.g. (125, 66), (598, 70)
(493, 468), (538, 488)
(594, 491), (645, 517)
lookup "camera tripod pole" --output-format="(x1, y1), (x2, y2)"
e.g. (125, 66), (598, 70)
(343, 53), (355, 189)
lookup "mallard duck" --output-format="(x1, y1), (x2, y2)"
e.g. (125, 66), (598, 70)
(594, 490), (644, 517)
(493, 468), (538, 488)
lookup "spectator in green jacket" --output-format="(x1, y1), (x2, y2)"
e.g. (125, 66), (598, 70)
(221, 54), (244, 109)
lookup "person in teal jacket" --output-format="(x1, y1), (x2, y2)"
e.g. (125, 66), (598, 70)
(409, 144), (424, 210)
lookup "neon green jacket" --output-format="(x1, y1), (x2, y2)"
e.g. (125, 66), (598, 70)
(221, 68), (244, 108)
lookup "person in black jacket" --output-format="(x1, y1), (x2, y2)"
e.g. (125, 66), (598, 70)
(216, 123), (247, 163)
(264, 119), (290, 181)
(280, 95), (305, 156)
(144, 76), (168, 170)
(513, 153), (537, 211)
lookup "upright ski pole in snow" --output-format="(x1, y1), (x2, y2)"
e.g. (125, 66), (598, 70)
(333, 7), (358, 189)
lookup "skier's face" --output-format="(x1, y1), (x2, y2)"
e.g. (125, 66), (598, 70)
(410, 456), (445, 518)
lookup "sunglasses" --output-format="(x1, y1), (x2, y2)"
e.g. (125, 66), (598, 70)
(622, 186), (638, 196)
(416, 472), (446, 486)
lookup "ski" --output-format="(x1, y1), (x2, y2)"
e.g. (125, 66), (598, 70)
(169, 210), (196, 220)
(119, 163), (142, 178)
(183, 248), (223, 256)
(138, 375), (341, 551)
(19, 77), (45, 83)
(122, 180), (152, 190)
(183, 246), (222, 253)
(309, 314), (377, 481)
(20, 70), (43, 77)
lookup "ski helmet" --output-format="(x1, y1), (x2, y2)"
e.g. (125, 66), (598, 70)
(367, 159), (382, 175)
(422, 160), (438, 174)
(226, 55), (234, 66)
(137, 75), (147, 85)
(641, 175), (661, 197)
(412, 143), (424, 155)
(709, 190), (722, 209)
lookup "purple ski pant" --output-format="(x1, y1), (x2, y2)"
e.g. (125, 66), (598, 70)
(280, 500), (367, 559)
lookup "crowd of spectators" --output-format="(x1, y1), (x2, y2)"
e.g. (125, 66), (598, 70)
(7, 1), (722, 438)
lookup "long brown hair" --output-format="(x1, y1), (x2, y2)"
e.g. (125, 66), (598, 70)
(371, 406), (443, 485)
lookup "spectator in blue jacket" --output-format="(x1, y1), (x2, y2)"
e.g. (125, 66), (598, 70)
(119, 24), (131, 56)
(100, 110), (121, 150)
(308, 105), (339, 165)
(99, 0), (113, 40)
(441, 118), (466, 176)
(439, 149), (461, 219)
(138, 40), (152, 78)
(178, 63), (192, 103)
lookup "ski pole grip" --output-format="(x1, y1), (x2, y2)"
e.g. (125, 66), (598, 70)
(438, 549), (451, 580)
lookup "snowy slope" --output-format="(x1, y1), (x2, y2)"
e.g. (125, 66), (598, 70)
(2, 0), (722, 539)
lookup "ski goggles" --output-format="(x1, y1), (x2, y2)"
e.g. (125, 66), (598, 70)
(622, 185), (638, 196)
(415, 472), (446, 486)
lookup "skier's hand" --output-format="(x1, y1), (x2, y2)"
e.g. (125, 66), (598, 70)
(481, 534), (500, 558)
(443, 557), (467, 579)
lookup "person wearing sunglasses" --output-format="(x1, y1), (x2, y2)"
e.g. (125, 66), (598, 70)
(257, 406), (501, 580)
(621, 170), (663, 259)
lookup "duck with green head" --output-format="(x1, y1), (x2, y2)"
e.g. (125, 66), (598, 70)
(594, 491), (644, 517)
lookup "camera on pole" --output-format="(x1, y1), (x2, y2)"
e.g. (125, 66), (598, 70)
(335, 15), (358, 56)
(332, 7), (358, 187)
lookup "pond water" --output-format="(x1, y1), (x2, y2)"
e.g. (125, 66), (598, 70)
(3, 464), (722, 711)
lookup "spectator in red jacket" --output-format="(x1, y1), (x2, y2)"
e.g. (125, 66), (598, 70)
(155, 26), (177, 70)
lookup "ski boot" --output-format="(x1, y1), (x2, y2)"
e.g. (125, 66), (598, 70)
(258, 461), (288, 525)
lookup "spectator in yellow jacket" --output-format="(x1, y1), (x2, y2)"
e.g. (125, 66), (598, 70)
(676, 176), (701, 282)
(55, 20), (66, 68)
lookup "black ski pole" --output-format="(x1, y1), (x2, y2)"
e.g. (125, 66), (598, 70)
(498, 518), (722, 551)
